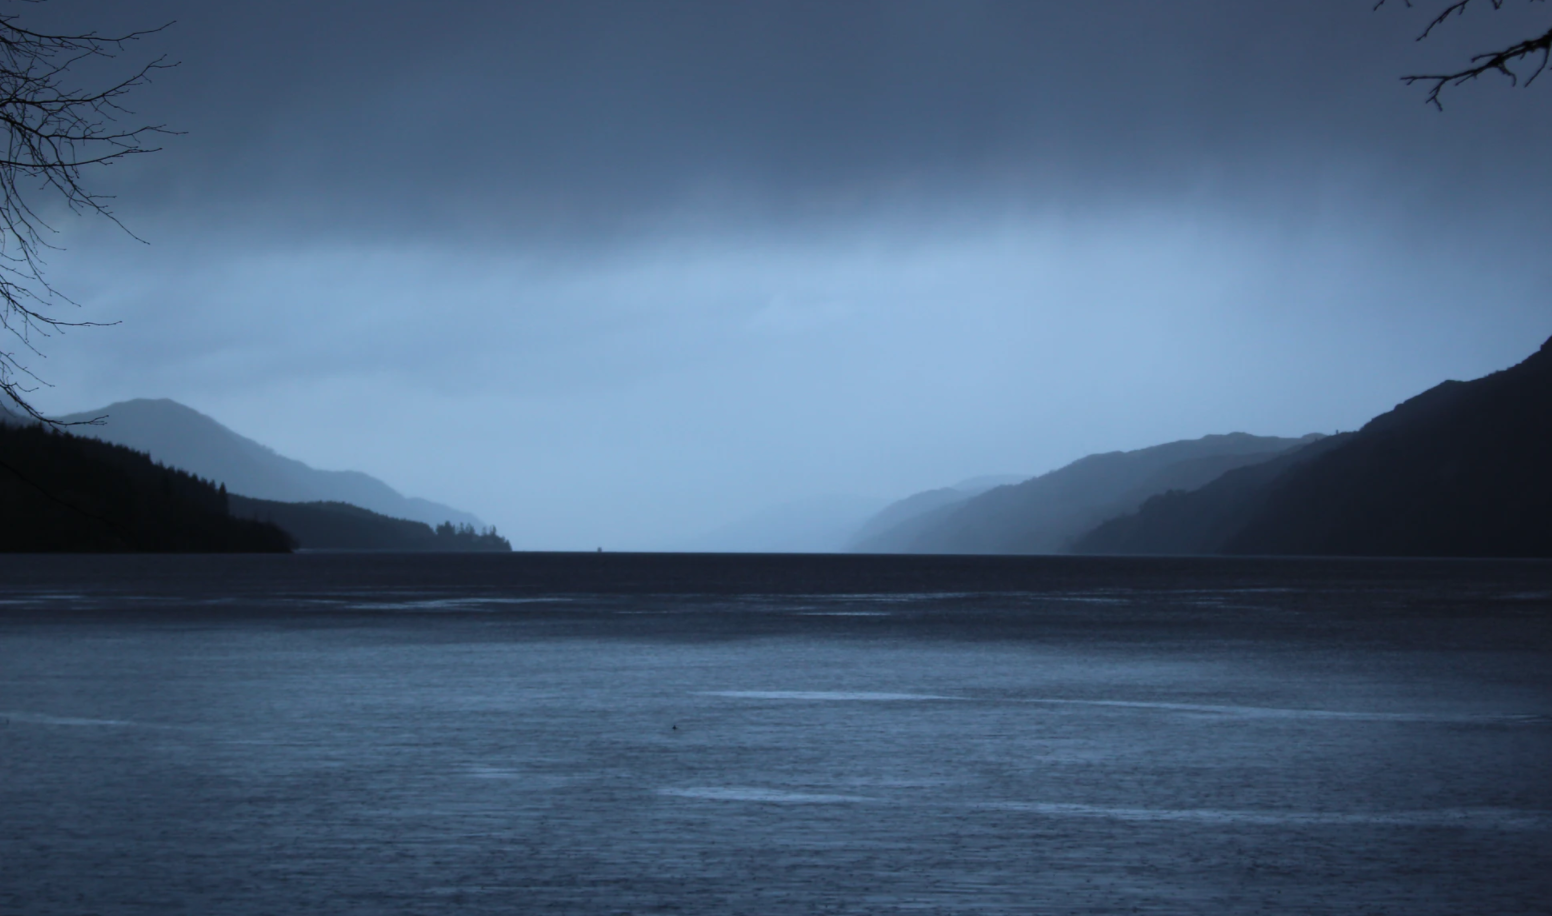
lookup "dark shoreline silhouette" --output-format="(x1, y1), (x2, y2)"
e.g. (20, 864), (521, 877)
(229, 495), (510, 552)
(0, 420), (509, 553)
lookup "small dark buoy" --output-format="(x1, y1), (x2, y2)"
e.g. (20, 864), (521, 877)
(671, 724), (677, 730)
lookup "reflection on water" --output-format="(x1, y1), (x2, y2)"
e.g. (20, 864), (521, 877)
(1, 553), (1550, 915)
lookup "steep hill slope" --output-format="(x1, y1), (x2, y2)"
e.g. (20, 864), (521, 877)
(848, 475), (1025, 551)
(57, 399), (484, 529)
(857, 433), (1320, 554)
(1076, 337), (1552, 557)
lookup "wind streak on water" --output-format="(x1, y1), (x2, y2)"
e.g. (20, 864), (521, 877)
(661, 787), (876, 804)
(653, 788), (1550, 830)
(703, 690), (956, 701)
(973, 802), (1552, 830)
(0, 710), (158, 728)
(702, 690), (1540, 723)
(1013, 697), (1544, 722)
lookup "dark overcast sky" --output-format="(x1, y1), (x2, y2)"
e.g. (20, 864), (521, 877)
(47, 0), (1552, 233)
(27, 0), (1552, 547)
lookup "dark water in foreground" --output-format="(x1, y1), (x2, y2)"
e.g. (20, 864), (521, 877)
(2, 553), (1550, 915)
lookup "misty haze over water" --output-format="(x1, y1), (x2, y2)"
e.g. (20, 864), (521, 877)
(3, 553), (1549, 914)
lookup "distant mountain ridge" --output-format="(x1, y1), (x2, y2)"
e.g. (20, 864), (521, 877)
(853, 433), (1321, 554)
(1076, 337), (1552, 558)
(847, 475), (1024, 551)
(55, 399), (484, 529)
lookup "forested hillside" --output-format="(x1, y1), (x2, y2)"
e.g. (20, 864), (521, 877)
(0, 423), (293, 552)
(229, 495), (511, 551)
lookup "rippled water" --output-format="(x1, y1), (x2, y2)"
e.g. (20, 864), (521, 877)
(2, 553), (1550, 914)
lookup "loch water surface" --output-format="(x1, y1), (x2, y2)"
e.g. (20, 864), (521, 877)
(2, 553), (1550, 915)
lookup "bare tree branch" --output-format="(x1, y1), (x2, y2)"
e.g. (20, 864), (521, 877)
(0, 5), (174, 423)
(1378, 0), (1552, 108)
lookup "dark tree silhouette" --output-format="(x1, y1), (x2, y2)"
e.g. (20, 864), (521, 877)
(0, 420), (293, 552)
(0, 6), (170, 423)
(1381, 0), (1552, 107)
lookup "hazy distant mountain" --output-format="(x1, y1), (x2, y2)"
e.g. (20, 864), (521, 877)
(948, 474), (1028, 492)
(1076, 337), (1552, 558)
(56, 399), (485, 529)
(847, 475), (1025, 551)
(682, 494), (889, 553)
(855, 433), (1321, 554)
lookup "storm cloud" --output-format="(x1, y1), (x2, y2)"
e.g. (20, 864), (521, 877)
(24, 0), (1552, 547)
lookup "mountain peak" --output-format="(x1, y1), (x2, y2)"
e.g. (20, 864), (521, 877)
(57, 398), (488, 530)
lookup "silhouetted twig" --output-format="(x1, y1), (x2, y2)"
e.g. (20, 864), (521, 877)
(1378, 0), (1552, 108)
(0, 6), (175, 421)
